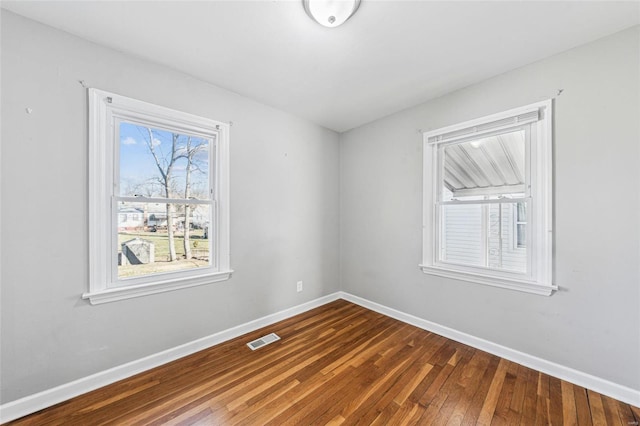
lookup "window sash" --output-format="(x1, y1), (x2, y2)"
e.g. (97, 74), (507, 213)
(421, 100), (554, 295)
(436, 125), (532, 204)
(111, 198), (218, 287)
(435, 200), (532, 277)
(114, 117), (216, 201)
(434, 124), (532, 277)
(111, 118), (218, 287)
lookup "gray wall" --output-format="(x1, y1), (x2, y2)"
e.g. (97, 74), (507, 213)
(0, 11), (340, 403)
(340, 26), (640, 390)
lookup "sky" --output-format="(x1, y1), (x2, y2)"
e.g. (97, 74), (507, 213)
(119, 121), (212, 198)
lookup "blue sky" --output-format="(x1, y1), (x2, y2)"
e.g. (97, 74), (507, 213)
(119, 122), (210, 198)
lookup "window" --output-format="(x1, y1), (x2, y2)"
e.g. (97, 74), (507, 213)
(85, 89), (231, 304)
(421, 101), (555, 295)
(514, 201), (527, 249)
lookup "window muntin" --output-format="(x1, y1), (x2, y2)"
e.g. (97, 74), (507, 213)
(421, 101), (554, 295)
(86, 89), (231, 304)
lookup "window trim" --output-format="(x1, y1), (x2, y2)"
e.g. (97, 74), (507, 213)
(84, 88), (232, 305)
(420, 100), (555, 296)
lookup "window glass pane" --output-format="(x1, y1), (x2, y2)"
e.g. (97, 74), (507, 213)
(516, 224), (526, 248)
(516, 201), (527, 222)
(117, 201), (211, 279)
(441, 129), (526, 201)
(119, 121), (212, 199)
(441, 204), (484, 267)
(440, 202), (526, 273)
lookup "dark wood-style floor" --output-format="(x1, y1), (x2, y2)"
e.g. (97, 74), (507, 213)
(7, 300), (639, 425)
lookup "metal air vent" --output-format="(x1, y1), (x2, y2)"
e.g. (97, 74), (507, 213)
(247, 333), (280, 351)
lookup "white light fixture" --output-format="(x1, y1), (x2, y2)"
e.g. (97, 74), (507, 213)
(303, 0), (361, 28)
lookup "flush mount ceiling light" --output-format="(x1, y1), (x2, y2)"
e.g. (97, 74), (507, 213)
(303, 0), (361, 28)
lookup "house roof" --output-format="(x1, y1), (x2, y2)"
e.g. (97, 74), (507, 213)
(118, 207), (144, 214)
(444, 131), (525, 198)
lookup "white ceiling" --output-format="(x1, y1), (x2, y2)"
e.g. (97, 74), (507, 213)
(2, 1), (639, 132)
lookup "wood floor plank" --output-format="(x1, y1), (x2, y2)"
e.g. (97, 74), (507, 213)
(418, 362), (456, 407)
(476, 358), (509, 425)
(602, 393), (624, 425)
(548, 375), (564, 425)
(446, 350), (492, 426)
(519, 367), (540, 424)
(631, 404), (640, 421)
(5, 300), (638, 426)
(587, 389), (609, 425)
(617, 399), (639, 425)
(345, 347), (436, 425)
(387, 400), (420, 425)
(331, 345), (423, 423)
(574, 385), (594, 426)
(460, 355), (501, 425)
(427, 346), (475, 425)
(492, 360), (518, 423)
(417, 390), (450, 424)
(561, 379), (578, 425)
(534, 396), (550, 426)
(506, 364), (527, 423)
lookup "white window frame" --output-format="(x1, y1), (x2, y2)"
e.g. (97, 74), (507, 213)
(420, 100), (555, 296)
(84, 88), (232, 304)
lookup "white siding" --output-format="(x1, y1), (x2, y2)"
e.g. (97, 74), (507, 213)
(442, 203), (527, 273)
(487, 203), (527, 273)
(442, 204), (484, 266)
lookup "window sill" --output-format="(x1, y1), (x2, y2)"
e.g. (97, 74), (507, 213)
(419, 265), (556, 296)
(83, 270), (233, 305)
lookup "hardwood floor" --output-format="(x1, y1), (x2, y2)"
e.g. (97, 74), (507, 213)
(7, 300), (639, 425)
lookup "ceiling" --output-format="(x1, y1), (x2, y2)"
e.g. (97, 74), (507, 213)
(2, 1), (639, 132)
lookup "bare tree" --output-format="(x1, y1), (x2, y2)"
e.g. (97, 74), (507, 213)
(145, 128), (184, 262)
(123, 177), (164, 198)
(182, 137), (207, 260)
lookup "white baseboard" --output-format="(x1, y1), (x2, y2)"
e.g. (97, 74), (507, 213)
(2, 291), (638, 423)
(0, 292), (341, 424)
(339, 291), (640, 407)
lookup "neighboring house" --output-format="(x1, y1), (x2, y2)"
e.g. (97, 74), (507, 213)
(147, 213), (168, 228)
(117, 207), (145, 231)
(144, 204), (208, 232)
(188, 205), (209, 229)
(442, 202), (527, 272)
(145, 203), (168, 228)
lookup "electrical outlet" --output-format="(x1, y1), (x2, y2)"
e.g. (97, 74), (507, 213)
(296, 281), (303, 292)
